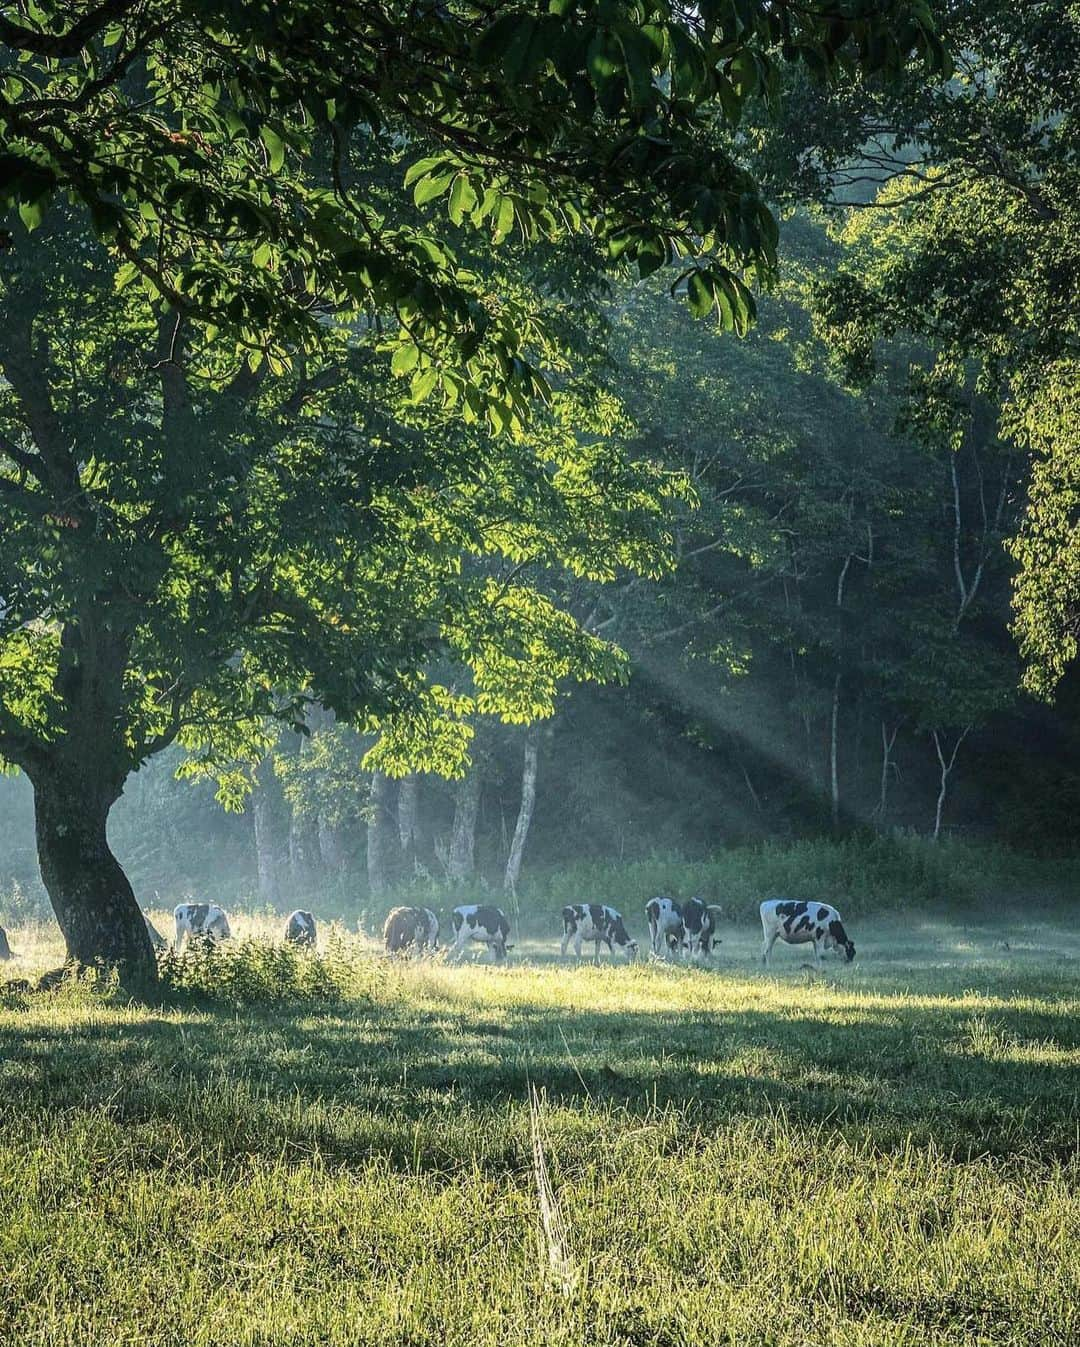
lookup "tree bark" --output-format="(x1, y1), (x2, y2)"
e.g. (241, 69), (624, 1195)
(31, 768), (156, 988)
(504, 730), (539, 896)
(288, 808), (321, 890)
(366, 770), (395, 898)
(875, 720), (901, 828)
(932, 727), (971, 841)
(447, 765), (482, 883)
(317, 815), (346, 872)
(252, 759), (283, 907)
(397, 772), (419, 870)
(829, 673), (841, 830)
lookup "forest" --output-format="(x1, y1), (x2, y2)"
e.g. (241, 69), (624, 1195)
(1, 6), (1078, 1347)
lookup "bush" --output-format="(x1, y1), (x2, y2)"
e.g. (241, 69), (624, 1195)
(509, 833), (1080, 927)
(156, 932), (384, 1007)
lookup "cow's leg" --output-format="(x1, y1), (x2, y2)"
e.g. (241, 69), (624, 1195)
(762, 930), (778, 966)
(574, 930), (584, 961)
(449, 929), (468, 964)
(649, 920), (659, 958)
(593, 938), (602, 966)
(813, 935), (824, 967)
(560, 927), (572, 958)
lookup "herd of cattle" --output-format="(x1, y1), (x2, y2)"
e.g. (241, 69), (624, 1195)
(158, 895), (857, 967)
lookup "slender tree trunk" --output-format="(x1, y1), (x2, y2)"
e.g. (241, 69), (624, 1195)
(31, 767), (156, 988)
(876, 721), (901, 828)
(447, 766), (482, 883)
(366, 770), (395, 898)
(931, 727), (971, 841)
(829, 673), (841, 830)
(252, 760), (283, 907)
(398, 773), (419, 870)
(504, 731), (539, 896)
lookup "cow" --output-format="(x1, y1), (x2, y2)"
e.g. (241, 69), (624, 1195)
(449, 904), (512, 962)
(760, 898), (856, 967)
(560, 904), (638, 963)
(284, 909), (317, 948)
(382, 905), (440, 956)
(173, 902), (232, 952)
(0, 925), (10, 961)
(143, 913), (168, 951)
(682, 897), (721, 961)
(646, 897), (683, 959)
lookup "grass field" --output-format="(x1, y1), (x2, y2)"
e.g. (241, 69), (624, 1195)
(1, 905), (1077, 1345)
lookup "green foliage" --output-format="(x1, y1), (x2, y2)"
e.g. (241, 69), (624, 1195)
(513, 833), (1075, 924)
(790, 2), (1080, 694)
(1008, 363), (1080, 698)
(156, 933), (382, 1007)
(0, 1), (945, 421)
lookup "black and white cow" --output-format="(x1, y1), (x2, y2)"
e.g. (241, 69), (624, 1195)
(0, 925), (10, 961)
(760, 898), (856, 967)
(173, 902), (232, 952)
(383, 905), (440, 956)
(560, 904), (638, 963)
(681, 897), (722, 961)
(143, 913), (168, 952)
(449, 904), (512, 962)
(284, 909), (318, 948)
(646, 896), (684, 959)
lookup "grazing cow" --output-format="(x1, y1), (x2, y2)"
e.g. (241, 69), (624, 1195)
(760, 898), (856, 967)
(560, 904), (638, 963)
(143, 913), (168, 951)
(449, 904), (512, 962)
(646, 897), (683, 959)
(0, 925), (10, 961)
(284, 909), (317, 948)
(173, 902), (232, 952)
(382, 905), (440, 956)
(682, 897), (721, 961)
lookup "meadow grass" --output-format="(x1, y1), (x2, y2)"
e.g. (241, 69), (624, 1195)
(0, 908), (1077, 1345)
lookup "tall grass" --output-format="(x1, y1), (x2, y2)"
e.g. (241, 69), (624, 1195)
(515, 833), (1080, 923)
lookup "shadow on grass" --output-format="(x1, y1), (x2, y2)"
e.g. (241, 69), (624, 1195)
(1, 971), (1077, 1176)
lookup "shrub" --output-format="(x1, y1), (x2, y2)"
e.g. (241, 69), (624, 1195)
(156, 932), (384, 1007)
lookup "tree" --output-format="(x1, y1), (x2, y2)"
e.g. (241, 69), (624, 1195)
(0, 5), (945, 982)
(0, 3), (944, 369)
(0, 216), (678, 984)
(787, 1), (1079, 696)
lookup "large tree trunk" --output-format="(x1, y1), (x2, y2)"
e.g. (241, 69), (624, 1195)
(504, 730), (539, 897)
(366, 770), (395, 898)
(318, 815), (346, 872)
(447, 766), (482, 883)
(288, 808), (321, 890)
(31, 768), (156, 989)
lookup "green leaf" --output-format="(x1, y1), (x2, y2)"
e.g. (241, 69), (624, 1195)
(414, 172), (454, 207)
(259, 125), (285, 173)
(687, 270), (714, 319)
(18, 197), (45, 232)
(410, 367), (438, 403)
(391, 343), (420, 376)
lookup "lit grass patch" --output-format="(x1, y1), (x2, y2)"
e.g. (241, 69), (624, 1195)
(0, 910), (1077, 1345)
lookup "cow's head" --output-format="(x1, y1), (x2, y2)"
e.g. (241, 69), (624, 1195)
(829, 920), (856, 962)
